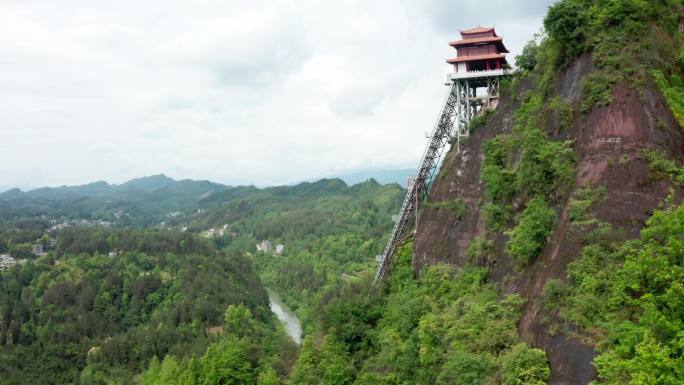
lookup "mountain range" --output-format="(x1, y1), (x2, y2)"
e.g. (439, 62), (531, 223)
(0, 173), (406, 226)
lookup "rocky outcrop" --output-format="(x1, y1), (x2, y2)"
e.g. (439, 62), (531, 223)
(413, 53), (684, 385)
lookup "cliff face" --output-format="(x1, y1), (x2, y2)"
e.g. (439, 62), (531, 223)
(413, 52), (684, 385)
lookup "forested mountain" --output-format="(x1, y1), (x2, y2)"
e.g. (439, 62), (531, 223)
(0, 175), (229, 226)
(118, 175), (178, 192)
(0, 175), (403, 229)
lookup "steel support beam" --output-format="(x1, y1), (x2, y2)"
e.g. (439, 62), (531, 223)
(374, 72), (506, 284)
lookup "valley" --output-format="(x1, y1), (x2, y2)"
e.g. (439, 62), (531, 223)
(267, 289), (302, 346)
(0, 176), (404, 384)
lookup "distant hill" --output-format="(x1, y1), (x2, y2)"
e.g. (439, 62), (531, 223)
(118, 174), (176, 192)
(0, 175), (231, 225)
(311, 168), (415, 187)
(27, 181), (114, 199)
(0, 175), (407, 227)
(0, 186), (14, 193)
(2, 174), (230, 198)
(187, 177), (405, 229)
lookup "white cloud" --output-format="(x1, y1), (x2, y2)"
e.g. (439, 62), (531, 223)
(0, 0), (556, 188)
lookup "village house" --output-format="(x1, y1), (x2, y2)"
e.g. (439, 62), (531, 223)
(256, 240), (273, 253)
(0, 255), (15, 271)
(201, 224), (233, 238)
(0, 255), (26, 271)
(32, 244), (46, 256)
(205, 326), (224, 336)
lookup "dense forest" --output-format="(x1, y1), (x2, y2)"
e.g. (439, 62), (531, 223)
(0, 229), (298, 384)
(279, 203), (684, 384)
(0, 179), (404, 384)
(200, 179), (405, 324)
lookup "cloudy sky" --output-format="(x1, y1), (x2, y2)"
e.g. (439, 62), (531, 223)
(0, 0), (555, 188)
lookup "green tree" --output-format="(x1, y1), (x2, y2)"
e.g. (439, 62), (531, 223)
(500, 344), (550, 385)
(319, 334), (355, 385)
(506, 198), (556, 264)
(224, 304), (258, 339)
(199, 337), (254, 385)
(543, 0), (589, 63)
(139, 357), (161, 385)
(288, 338), (321, 385)
(178, 357), (201, 385)
(515, 37), (540, 72)
(436, 348), (494, 385)
(257, 366), (280, 385)
(158, 356), (182, 385)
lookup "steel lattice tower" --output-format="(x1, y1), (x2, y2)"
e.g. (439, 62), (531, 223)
(374, 26), (512, 283)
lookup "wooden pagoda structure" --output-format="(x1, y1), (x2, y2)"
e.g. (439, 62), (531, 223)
(447, 26), (510, 74)
(441, 26), (512, 143)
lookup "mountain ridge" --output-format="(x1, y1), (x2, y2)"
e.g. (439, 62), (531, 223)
(0, 169), (409, 198)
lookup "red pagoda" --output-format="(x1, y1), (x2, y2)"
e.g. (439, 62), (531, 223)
(447, 27), (509, 74)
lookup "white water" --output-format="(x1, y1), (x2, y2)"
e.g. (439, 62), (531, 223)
(267, 288), (302, 345)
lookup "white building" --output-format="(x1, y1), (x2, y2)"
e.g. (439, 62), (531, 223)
(202, 227), (229, 238)
(0, 255), (25, 271)
(256, 240), (274, 253)
(32, 244), (45, 256)
(201, 229), (216, 238)
(0, 255), (15, 271)
(275, 244), (285, 254)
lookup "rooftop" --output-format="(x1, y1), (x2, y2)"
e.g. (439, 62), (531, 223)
(461, 26), (496, 35)
(449, 36), (509, 53)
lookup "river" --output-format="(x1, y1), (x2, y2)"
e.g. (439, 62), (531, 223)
(267, 288), (302, 345)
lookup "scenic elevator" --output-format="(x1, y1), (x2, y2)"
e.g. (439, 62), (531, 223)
(374, 27), (513, 283)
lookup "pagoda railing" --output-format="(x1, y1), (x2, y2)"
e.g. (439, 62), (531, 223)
(447, 68), (513, 81)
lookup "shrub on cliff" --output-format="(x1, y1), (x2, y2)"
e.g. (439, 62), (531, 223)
(506, 198), (556, 264)
(500, 343), (551, 385)
(558, 204), (684, 384)
(543, 0), (589, 64)
(516, 38), (541, 72)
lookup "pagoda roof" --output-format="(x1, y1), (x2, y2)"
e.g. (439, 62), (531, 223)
(449, 36), (510, 53)
(460, 26), (496, 35)
(446, 53), (508, 64)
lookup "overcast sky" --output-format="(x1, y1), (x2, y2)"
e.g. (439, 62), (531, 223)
(0, 0), (556, 188)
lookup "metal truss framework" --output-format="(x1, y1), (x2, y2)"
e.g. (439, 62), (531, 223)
(374, 73), (504, 284)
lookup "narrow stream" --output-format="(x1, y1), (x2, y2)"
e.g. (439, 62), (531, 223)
(267, 288), (302, 345)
